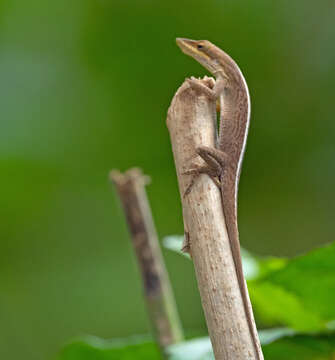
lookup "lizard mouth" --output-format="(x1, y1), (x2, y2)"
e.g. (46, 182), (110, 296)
(176, 38), (199, 56)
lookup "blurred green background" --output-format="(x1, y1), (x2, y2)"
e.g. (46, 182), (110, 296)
(1, 0), (334, 359)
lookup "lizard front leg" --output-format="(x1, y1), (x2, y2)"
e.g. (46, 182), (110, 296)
(186, 75), (227, 100)
(186, 77), (217, 100)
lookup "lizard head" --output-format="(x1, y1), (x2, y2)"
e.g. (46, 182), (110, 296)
(176, 38), (228, 78)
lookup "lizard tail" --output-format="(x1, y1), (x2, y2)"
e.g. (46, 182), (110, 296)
(221, 183), (263, 360)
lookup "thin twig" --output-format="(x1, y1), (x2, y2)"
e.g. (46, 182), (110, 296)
(167, 77), (260, 359)
(110, 168), (183, 357)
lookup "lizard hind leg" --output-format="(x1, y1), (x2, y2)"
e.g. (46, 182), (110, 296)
(196, 146), (230, 168)
(182, 147), (229, 197)
(182, 164), (220, 197)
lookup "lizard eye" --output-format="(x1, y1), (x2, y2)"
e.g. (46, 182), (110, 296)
(197, 44), (203, 49)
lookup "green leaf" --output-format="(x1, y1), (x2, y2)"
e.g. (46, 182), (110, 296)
(250, 242), (335, 331)
(258, 327), (296, 345)
(167, 337), (213, 360)
(57, 335), (160, 360)
(262, 333), (335, 360)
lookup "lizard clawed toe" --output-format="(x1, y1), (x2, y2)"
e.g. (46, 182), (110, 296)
(186, 78), (217, 100)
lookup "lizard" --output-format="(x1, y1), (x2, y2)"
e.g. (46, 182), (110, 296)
(176, 38), (263, 360)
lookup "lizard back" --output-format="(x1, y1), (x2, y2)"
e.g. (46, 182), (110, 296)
(218, 53), (263, 360)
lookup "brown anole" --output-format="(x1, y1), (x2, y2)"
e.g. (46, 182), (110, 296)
(176, 38), (263, 359)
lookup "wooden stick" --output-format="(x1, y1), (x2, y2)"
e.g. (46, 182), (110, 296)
(110, 168), (183, 356)
(167, 77), (260, 359)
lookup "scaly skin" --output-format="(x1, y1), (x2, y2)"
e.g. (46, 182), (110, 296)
(176, 38), (263, 360)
